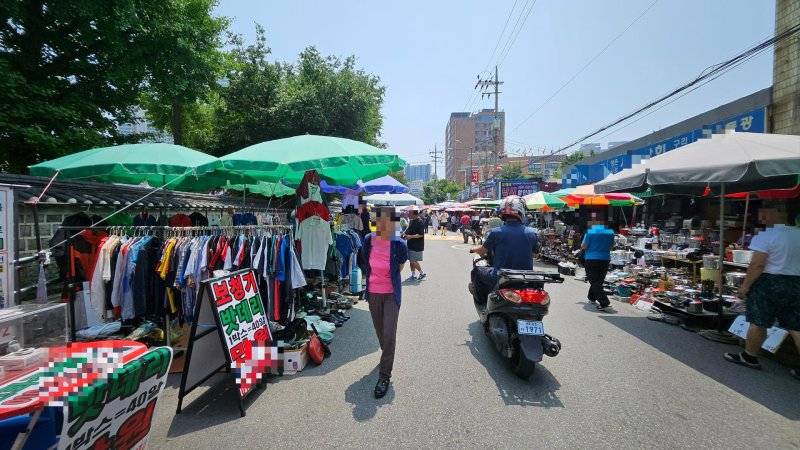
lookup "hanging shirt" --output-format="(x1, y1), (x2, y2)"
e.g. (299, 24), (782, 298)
(298, 216), (333, 270)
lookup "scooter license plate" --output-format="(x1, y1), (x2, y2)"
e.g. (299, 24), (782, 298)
(517, 320), (544, 336)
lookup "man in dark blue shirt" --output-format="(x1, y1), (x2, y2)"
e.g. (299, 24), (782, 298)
(469, 196), (539, 303)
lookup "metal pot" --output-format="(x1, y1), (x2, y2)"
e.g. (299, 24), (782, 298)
(732, 250), (753, 264)
(686, 301), (704, 313)
(703, 255), (720, 270)
(724, 272), (747, 289)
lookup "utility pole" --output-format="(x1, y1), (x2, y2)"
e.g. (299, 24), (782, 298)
(476, 65), (503, 198)
(429, 144), (442, 203)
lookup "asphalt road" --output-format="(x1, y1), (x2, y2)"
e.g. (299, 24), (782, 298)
(151, 238), (800, 449)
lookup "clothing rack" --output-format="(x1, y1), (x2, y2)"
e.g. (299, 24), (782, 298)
(56, 224), (294, 343)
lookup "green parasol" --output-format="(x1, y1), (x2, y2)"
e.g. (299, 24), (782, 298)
(29, 143), (221, 188)
(219, 135), (406, 186)
(225, 181), (296, 198)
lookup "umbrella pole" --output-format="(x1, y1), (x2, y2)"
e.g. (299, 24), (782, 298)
(740, 192), (750, 246)
(631, 204), (637, 227)
(701, 182), (737, 343)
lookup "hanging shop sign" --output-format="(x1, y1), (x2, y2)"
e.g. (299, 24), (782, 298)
(177, 269), (276, 417)
(58, 346), (173, 450)
(479, 181), (496, 199)
(471, 170), (479, 183)
(562, 107), (768, 187)
(499, 179), (539, 198)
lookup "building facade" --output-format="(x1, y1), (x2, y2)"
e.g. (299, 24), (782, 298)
(445, 109), (505, 186)
(404, 164), (431, 183)
(116, 108), (174, 144)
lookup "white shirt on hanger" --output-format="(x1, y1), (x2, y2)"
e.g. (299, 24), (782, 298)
(298, 216), (332, 270)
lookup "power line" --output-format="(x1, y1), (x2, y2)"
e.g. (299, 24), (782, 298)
(512, 0), (659, 133)
(496, 0), (538, 67)
(483, 0), (520, 73)
(525, 22), (800, 166)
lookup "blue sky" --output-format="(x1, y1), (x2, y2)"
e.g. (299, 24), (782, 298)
(215, 1), (776, 173)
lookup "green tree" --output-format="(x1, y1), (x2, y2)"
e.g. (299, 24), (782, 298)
(389, 169), (408, 187)
(561, 149), (594, 167)
(0, 0), (228, 171)
(422, 179), (461, 204)
(209, 27), (386, 155)
(0, 1), (153, 171)
(499, 163), (523, 180)
(139, 0), (228, 146)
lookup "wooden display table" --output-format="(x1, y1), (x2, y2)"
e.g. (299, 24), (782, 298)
(660, 255), (702, 283)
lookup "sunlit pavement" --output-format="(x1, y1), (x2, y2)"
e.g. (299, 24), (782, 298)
(151, 239), (800, 449)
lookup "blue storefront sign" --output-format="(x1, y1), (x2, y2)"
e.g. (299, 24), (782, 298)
(479, 181), (496, 199)
(563, 107), (767, 188)
(499, 179), (539, 197)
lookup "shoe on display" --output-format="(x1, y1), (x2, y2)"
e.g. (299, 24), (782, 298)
(374, 378), (390, 399)
(724, 352), (762, 369)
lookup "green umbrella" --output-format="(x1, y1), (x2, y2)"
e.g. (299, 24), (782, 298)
(472, 199), (501, 208)
(29, 143), (221, 187)
(219, 135), (406, 186)
(549, 188), (576, 197)
(524, 191), (567, 210)
(225, 181), (296, 198)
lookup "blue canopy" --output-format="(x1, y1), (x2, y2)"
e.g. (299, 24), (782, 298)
(321, 175), (409, 194)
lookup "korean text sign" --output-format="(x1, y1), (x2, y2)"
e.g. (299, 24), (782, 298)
(209, 270), (271, 395)
(58, 346), (173, 450)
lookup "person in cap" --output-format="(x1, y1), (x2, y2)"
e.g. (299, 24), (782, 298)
(403, 208), (427, 280)
(469, 196), (539, 303)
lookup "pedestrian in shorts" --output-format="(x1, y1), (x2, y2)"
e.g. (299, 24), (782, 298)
(403, 208), (427, 280)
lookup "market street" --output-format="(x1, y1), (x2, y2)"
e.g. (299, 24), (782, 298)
(152, 239), (800, 449)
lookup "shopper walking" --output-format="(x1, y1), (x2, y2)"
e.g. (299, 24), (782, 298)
(362, 206), (408, 398)
(431, 210), (440, 235)
(439, 211), (448, 236)
(403, 208), (427, 280)
(582, 224), (615, 312)
(724, 210), (800, 381)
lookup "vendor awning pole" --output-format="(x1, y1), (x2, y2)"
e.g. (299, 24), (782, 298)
(717, 183), (726, 330)
(740, 192), (750, 246)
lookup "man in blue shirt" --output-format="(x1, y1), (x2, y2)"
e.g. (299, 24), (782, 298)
(582, 224), (615, 312)
(470, 196), (539, 303)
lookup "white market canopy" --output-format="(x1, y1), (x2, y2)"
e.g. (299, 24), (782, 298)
(595, 132), (800, 195)
(364, 192), (423, 206)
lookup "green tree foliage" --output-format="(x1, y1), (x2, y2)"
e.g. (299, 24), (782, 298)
(0, 0), (228, 172)
(422, 179), (462, 204)
(389, 170), (408, 188)
(138, 0), (228, 145)
(499, 163), (523, 180)
(561, 149), (594, 167)
(0, 1), (149, 171)
(207, 26), (386, 156)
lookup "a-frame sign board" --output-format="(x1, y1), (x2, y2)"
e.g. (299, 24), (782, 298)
(176, 269), (275, 417)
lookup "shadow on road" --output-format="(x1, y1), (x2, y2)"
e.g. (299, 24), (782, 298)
(165, 372), (269, 438)
(165, 305), (381, 433)
(344, 365), (395, 422)
(575, 301), (619, 314)
(464, 321), (563, 408)
(600, 314), (800, 420)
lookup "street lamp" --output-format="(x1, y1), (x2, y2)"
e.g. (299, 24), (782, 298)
(454, 139), (475, 198)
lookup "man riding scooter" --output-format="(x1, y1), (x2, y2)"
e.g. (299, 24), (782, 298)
(469, 196), (540, 302)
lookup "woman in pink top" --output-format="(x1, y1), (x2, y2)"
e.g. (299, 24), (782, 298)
(362, 206), (408, 399)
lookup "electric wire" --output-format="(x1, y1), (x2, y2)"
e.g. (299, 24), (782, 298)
(496, 0), (538, 67)
(523, 22), (800, 166)
(512, 0), (659, 133)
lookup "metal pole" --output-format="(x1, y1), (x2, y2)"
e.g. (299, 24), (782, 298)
(717, 183), (726, 331)
(740, 192), (750, 246)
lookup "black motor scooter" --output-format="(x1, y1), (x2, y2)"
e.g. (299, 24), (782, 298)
(469, 257), (563, 378)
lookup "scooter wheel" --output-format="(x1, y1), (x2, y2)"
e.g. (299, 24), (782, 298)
(510, 341), (536, 379)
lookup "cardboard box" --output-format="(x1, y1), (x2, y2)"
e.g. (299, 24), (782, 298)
(282, 343), (309, 375)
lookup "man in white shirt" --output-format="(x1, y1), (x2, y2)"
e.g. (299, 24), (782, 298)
(725, 209), (800, 381)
